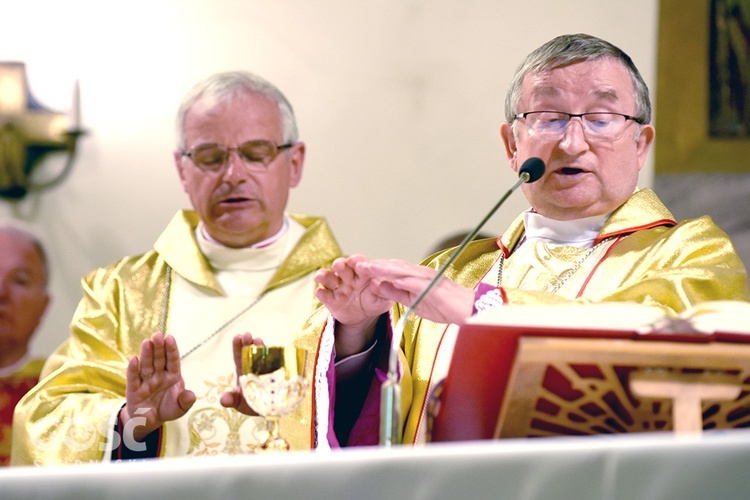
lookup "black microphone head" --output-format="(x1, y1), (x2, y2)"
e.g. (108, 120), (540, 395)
(519, 157), (545, 183)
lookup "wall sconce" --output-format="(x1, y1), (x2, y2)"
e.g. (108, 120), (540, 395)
(0, 62), (86, 200)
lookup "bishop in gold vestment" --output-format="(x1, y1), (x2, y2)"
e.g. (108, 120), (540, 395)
(395, 189), (749, 443)
(309, 189), (748, 446)
(310, 34), (750, 447)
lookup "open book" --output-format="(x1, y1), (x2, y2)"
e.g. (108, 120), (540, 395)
(430, 300), (750, 442)
(469, 300), (750, 336)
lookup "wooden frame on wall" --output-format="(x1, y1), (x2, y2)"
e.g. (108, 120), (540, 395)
(655, 0), (750, 173)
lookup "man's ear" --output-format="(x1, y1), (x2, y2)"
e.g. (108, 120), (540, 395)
(635, 124), (655, 172)
(173, 151), (189, 191)
(500, 122), (519, 172)
(287, 142), (305, 188)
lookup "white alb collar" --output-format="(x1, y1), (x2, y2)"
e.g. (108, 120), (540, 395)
(195, 217), (291, 270)
(523, 210), (608, 248)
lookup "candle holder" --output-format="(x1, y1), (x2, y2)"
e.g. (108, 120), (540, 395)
(0, 62), (86, 200)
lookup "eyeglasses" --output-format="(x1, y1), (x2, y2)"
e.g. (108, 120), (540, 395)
(514, 111), (645, 141)
(181, 140), (293, 171)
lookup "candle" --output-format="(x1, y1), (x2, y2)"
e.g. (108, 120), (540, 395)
(72, 79), (80, 129)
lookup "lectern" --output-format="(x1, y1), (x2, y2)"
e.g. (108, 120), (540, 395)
(430, 303), (750, 442)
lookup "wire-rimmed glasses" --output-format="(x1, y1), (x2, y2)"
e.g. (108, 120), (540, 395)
(514, 111), (645, 141)
(181, 140), (293, 171)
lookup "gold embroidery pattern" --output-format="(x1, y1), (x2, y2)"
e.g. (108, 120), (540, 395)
(535, 243), (585, 271)
(186, 372), (267, 456)
(500, 240), (611, 294)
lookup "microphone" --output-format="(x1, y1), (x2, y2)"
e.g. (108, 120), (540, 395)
(517, 156), (545, 183)
(380, 156), (545, 446)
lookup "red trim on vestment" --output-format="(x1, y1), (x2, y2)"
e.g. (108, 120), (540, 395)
(497, 238), (511, 259)
(499, 286), (509, 304)
(311, 318), (327, 448)
(594, 218), (676, 245)
(577, 235), (625, 297)
(415, 322), (452, 444)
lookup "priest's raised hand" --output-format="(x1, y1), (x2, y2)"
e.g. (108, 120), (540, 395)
(120, 332), (196, 442)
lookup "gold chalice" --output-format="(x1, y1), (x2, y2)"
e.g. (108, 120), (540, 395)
(240, 345), (309, 451)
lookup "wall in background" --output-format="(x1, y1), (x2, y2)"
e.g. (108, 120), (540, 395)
(0, 0), (659, 357)
(652, 0), (750, 290)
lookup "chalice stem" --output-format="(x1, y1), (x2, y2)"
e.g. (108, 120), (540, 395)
(262, 416), (289, 451)
(267, 416), (280, 440)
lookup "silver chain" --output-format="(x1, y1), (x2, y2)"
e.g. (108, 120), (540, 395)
(497, 239), (609, 293)
(158, 265), (172, 334)
(160, 265), (265, 360)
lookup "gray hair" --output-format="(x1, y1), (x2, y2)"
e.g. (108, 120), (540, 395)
(504, 33), (652, 124)
(0, 219), (49, 285)
(175, 71), (298, 150)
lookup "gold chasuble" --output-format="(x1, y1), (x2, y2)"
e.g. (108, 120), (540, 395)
(11, 211), (342, 465)
(393, 189), (748, 444)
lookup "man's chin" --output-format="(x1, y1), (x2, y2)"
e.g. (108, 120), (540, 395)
(213, 209), (262, 229)
(208, 222), (271, 248)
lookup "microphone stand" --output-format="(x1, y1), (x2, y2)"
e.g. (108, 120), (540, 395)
(380, 159), (544, 447)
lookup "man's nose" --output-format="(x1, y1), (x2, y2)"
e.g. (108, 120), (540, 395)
(223, 150), (248, 179)
(559, 118), (589, 152)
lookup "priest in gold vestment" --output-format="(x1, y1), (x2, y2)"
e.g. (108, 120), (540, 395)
(11, 72), (361, 465)
(312, 34), (750, 445)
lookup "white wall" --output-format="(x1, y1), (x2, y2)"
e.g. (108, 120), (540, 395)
(0, 0), (659, 357)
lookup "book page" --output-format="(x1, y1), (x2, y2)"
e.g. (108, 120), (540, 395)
(469, 302), (667, 332)
(684, 300), (750, 335)
(469, 300), (750, 336)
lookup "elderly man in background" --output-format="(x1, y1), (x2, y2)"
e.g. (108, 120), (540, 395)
(12, 71), (351, 465)
(312, 33), (749, 445)
(0, 222), (50, 465)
